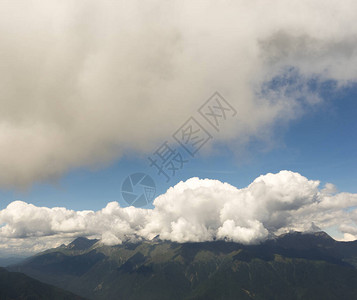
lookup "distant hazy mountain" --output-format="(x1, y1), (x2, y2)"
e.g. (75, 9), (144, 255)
(9, 232), (357, 300)
(0, 267), (86, 300)
(0, 256), (26, 267)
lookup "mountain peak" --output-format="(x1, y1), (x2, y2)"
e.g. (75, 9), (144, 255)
(312, 231), (333, 239)
(277, 230), (333, 239)
(273, 230), (336, 250)
(151, 235), (162, 242)
(66, 237), (99, 251)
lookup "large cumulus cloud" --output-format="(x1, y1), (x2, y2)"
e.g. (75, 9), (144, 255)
(1, 1), (357, 187)
(1, 171), (357, 255)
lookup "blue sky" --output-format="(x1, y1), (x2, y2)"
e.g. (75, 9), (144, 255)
(2, 1), (357, 254)
(1, 81), (355, 212)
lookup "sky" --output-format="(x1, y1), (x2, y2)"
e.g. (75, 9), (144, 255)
(0, 0), (357, 255)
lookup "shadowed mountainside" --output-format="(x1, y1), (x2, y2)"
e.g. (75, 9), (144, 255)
(0, 267), (87, 300)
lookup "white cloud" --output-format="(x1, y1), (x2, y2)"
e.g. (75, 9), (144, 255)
(1, 171), (357, 255)
(1, 1), (357, 187)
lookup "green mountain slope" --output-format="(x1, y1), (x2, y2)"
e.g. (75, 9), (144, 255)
(0, 267), (87, 300)
(9, 232), (357, 300)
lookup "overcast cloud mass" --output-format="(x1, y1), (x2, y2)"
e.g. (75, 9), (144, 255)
(1, 0), (357, 188)
(1, 171), (357, 255)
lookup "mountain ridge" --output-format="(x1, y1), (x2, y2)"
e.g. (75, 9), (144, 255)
(9, 231), (357, 300)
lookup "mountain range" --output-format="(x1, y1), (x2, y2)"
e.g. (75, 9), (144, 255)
(8, 231), (357, 300)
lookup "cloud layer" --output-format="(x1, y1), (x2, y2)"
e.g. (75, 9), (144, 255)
(1, 171), (357, 255)
(1, 1), (357, 187)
